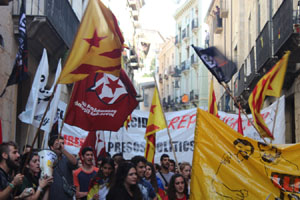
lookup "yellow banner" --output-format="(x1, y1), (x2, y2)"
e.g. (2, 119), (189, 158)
(191, 108), (300, 200)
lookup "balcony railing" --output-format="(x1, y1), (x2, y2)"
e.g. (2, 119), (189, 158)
(234, 64), (245, 97)
(182, 28), (187, 40)
(255, 21), (271, 71)
(171, 66), (181, 77)
(12, 0), (79, 48)
(181, 60), (189, 72)
(213, 16), (223, 34)
(272, 0), (293, 55)
(245, 47), (256, 87)
(192, 18), (198, 31)
(191, 54), (198, 65)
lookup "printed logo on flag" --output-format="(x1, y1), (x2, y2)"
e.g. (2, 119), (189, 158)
(88, 73), (127, 104)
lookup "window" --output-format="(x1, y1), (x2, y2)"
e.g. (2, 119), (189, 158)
(144, 94), (149, 107)
(0, 34), (4, 47)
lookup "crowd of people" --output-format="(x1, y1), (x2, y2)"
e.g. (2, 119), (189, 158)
(0, 136), (192, 200)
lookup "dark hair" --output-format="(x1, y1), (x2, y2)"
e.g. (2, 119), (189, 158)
(257, 142), (281, 163)
(145, 162), (158, 193)
(20, 151), (40, 186)
(89, 157), (115, 190)
(0, 141), (18, 162)
(160, 154), (169, 162)
(233, 138), (254, 158)
(108, 162), (142, 200)
(131, 156), (147, 167)
(155, 163), (161, 172)
(48, 135), (64, 148)
(81, 146), (94, 156)
(112, 152), (123, 159)
(167, 174), (188, 200)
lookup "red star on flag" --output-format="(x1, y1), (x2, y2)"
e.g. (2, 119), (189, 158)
(84, 29), (107, 52)
(150, 105), (156, 114)
(146, 124), (160, 133)
(107, 77), (122, 94)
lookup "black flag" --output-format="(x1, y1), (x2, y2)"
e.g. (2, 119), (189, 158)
(1, 0), (28, 97)
(192, 45), (237, 83)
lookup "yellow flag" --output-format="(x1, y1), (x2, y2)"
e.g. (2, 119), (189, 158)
(58, 0), (124, 84)
(248, 51), (290, 138)
(144, 87), (167, 163)
(190, 108), (300, 200)
(208, 78), (218, 116)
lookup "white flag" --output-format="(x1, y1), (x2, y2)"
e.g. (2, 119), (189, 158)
(19, 48), (49, 124)
(19, 50), (62, 132)
(37, 59), (62, 132)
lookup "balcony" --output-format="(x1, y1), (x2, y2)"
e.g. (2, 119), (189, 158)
(244, 47), (259, 89)
(12, 0), (79, 58)
(192, 18), (199, 32)
(174, 80), (180, 88)
(255, 21), (272, 72)
(213, 16), (223, 34)
(190, 90), (199, 102)
(175, 35), (181, 47)
(171, 66), (181, 77)
(132, 10), (138, 21)
(159, 74), (163, 83)
(181, 60), (189, 74)
(220, 0), (228, 18)
(128, 0), (137, 10)
(182, 28), (187, 41)
(191, 54), (198, 68)
(234, 64), (245, 97)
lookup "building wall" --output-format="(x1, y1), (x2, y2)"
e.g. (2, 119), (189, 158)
(0, 3), (19, 141)
(205, 0), (300, 143)
(158, 37), (175, 110)
(174, 0), (209, 110)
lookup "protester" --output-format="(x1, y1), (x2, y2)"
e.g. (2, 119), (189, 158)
(112, 152), (124, 170)
(16, 151), (53, 200)
(169, 160), (175, 173)
(106, 162), (143, 200)
(74, 146), (99, 200)
(48, 136), (77, 200)
(145, 162), (165, 199)
(87, 157), (115, 200)
(22, 144), (32, 155)
(179, 162), (191, 195)
(156, 154), (174, 190)
(131, 156), (157, 200)
(0, 141), (24, 200)
(164, 174), (188, 200)
(154, 164), (161, 173)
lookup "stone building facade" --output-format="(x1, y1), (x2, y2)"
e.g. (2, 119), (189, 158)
(206, 0), (300, 143)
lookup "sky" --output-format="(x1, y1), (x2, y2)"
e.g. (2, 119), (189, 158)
(139, 0), (179, 37)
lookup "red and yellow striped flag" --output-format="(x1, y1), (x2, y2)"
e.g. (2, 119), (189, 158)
(248, 51), (290, 138)
(145, 87), (167, 163)
(58, 0), (124, 84)
(124, 114), (132, 131)
(208, 78), (218, 116)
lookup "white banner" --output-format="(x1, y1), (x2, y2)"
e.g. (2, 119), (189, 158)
(62, 96), (285, 164)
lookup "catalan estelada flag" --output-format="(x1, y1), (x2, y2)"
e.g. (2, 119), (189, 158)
(248, 51), (290, 138)
(145, 87), (167, 163)
(58, 0), (124, 84)
(208, 78), (218, 116)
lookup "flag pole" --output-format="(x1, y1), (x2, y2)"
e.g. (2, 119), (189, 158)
(153, 75), (181, 173)
(221, 82), (268, 144)
(270, 97), (280, 143)
(21, 83), (58, 175)
(58, 84), (75, 138)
